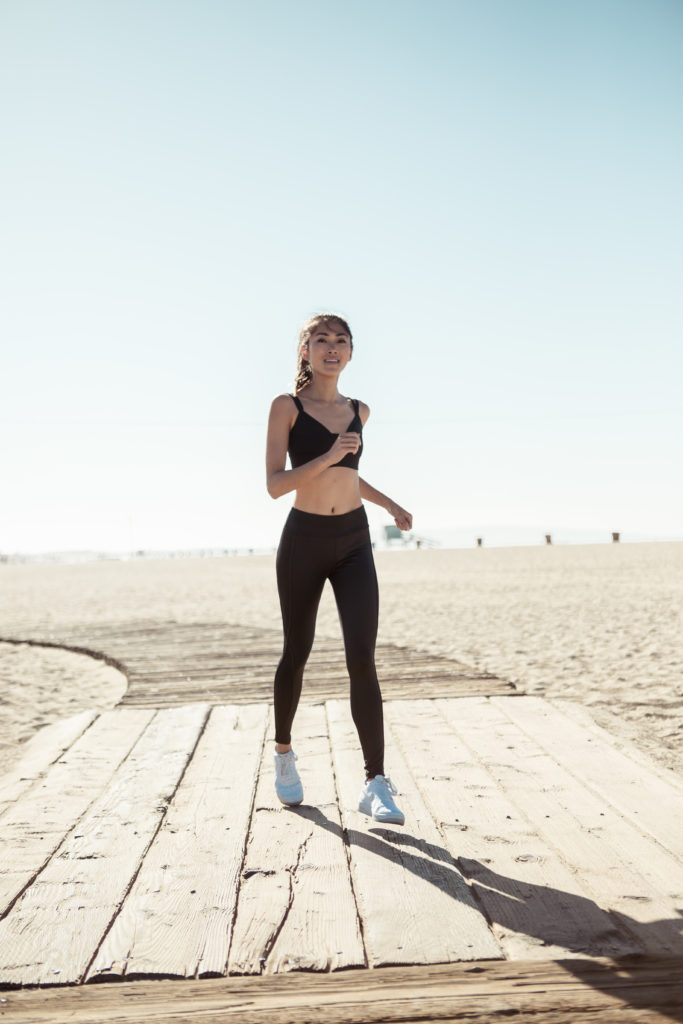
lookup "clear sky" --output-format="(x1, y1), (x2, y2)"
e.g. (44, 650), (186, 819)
(2, 0), (682, 553)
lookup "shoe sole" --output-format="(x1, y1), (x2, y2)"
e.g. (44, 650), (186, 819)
(358, 798), (405, 826)
(276, 791), (303, 806)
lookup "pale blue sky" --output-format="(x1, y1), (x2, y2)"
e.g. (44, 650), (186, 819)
(2, 0), (682, 552)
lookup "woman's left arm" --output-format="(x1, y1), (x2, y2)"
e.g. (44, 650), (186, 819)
(359, 478), (413, 531)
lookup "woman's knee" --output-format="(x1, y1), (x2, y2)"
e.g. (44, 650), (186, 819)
(345, 643), (377, 680)
(279, 641), (313, 680)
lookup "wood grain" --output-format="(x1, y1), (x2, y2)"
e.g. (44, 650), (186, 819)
(326, 699), (503, 967)
(549, 698), (683, 794)
(0, 710), (98, 818)
(0, 622), (513, 707)
(0, 708), (154, 916)
(88, 704), (268, 981)
(2, 958), (682, 1023)
(438, 696), (683, 956)
(0, 704), (209, 986)
(0, 695), (680, 997)
(228, 704), (365, 974)
(387, 699), (642, 961)
(497, 696), (683, 859)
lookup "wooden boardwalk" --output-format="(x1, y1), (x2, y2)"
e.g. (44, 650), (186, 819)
(0, 623), (682, 1020)
(0, 620), (512, 705)
(1, 694), (682, 1008)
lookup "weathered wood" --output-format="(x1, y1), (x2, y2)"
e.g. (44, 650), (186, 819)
(549, 699), (683, 793)
(0, 704), (209, 987)
(496, 696), (683, 859)
(3, 957), (683, 1022)
(0, 708), (155, 915)
(387, 699), (641, 960)
(437, 697), (683, 956)
(326, 699), (503, 967)
(0, 710), (98, 818)
(88, 704), (268, 981)
(228, 704), (365, 974)
(2, 690), (680, 995)
(1, 624), (512, 708)
(117, 678), (508, 709)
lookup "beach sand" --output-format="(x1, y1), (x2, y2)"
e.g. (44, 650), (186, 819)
(0, 642), (127, 769)
(1, 541), (681, 776)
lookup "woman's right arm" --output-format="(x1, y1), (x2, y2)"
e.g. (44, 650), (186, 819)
(266, 395), (359, 499)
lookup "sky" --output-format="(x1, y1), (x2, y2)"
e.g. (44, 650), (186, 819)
(2, 0), (682, 553)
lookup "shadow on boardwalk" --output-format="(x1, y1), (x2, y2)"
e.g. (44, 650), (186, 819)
(460, 859), (683, 1022)
(290, 804), (683, 1021)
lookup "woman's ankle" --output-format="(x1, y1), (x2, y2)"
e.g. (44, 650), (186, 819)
(275, 743), (292, 754)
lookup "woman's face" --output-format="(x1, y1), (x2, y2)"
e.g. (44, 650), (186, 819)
(303, 325), (353, 378)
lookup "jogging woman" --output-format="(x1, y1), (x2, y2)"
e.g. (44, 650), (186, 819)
(265, 312), (412, 825)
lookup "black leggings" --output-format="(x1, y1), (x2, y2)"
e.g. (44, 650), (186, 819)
(273, 505), (384, 778)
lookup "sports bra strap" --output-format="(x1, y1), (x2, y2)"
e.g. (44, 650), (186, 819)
(290, 394), (359, 416)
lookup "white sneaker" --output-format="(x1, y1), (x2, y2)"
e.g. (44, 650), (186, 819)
(274, 749), (303, 806)
(358, 775), (405, 825)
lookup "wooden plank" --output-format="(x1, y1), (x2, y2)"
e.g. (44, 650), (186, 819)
(326, 698), (503, 967)
(437, 697), (683, 957)
(228, 703), (365, 974)
(114, 649), (496, 670)
(386, 699), (641, 961)
(0, 709), (154, 915)
(497, 696), (683, 859)
(88, 704), (268, 981)
(117, 680), (508, 710)
(6, 625), (511, 709)
(549, 699), (683, 794)
(119, 661), (496, 679)
(0, 703), (209, 987)
(0, 710), (98, 818)
(3, 957), (683, 1022)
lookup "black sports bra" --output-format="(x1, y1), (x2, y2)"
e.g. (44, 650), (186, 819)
(288, 394), (363, 471)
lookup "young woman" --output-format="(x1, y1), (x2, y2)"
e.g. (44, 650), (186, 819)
(266, 313), (412, 824)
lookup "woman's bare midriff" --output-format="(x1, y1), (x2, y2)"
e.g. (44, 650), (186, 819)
(293, 467), (362, 516)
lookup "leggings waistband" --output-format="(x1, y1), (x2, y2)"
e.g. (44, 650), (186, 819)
(285, 505), (368, 537)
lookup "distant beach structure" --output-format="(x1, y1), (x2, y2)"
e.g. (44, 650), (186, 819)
(382, 525), (438, 549)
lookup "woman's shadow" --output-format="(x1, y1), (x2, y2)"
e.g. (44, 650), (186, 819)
(291, 804), (683, 1020)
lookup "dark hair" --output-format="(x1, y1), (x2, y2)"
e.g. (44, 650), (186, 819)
(294, 313), (353, 393)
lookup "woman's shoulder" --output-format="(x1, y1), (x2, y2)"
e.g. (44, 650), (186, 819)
(269, 393), (299, 427)
(353, 398), (370, 425)
(270, 392), (297, 411)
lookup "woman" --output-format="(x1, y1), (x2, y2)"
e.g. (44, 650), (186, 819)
(265, 312), (412, 824)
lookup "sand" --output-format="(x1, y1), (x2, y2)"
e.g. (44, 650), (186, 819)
(1, 541), (681, 776)
(0, 642), (127, 769)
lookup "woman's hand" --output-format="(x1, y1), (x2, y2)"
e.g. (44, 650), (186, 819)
(388, 501), (412, 531)
(324, 432), (361, 466)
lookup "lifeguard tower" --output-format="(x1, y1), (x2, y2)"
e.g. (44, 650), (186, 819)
(382, 526), (438, 549)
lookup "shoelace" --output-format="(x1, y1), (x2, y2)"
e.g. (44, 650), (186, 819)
(278, 751), (298, 779)
(375, 774), (398, 796)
